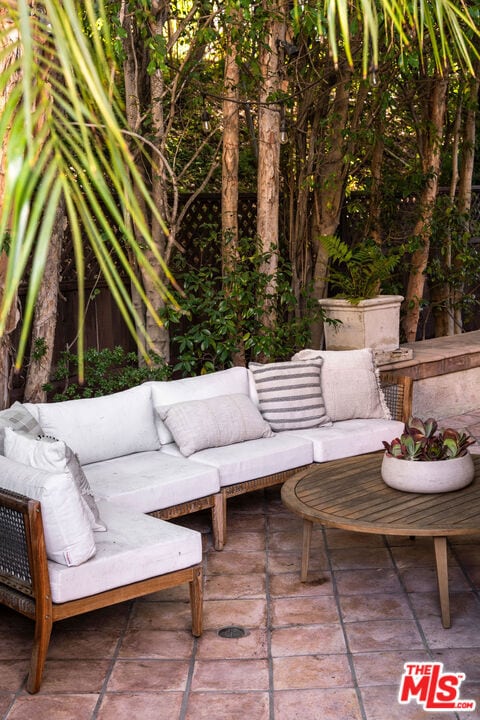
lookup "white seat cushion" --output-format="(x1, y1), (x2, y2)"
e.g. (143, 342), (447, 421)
(30, 384), (160, 465)
(285, 419), (405, 462)
(161, 434), (313, 487)
(83, 451), (220, 512)
(47, 502), (202, 603)
(148, 367), (251, 445)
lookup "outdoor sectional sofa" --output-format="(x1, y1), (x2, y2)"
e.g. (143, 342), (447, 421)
(0, 348), (412, 692)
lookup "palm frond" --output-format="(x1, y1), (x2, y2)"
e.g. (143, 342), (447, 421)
(0, 0), (178, 377)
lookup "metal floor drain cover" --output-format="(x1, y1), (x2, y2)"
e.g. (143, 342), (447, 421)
(218, 626), (246, 639)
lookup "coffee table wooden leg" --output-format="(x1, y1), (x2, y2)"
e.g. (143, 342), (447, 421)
(301, 520), (313, 582)
(433, 536), (450, 629)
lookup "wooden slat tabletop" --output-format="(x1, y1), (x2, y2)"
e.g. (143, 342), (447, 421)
(281, 452), (480, 537)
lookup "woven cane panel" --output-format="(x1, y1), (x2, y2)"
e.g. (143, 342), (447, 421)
(381, 383), (404, 423)
(0, 505), (32, 591)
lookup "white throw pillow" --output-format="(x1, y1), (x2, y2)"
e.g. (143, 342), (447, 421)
(2, 433), (96, 567)
(248, 360), (331, 432)
(156, 393), (273, 456)
(4, 429), (106, 532)
(0, 402), (42, 454)
(291, 348), (390, 422)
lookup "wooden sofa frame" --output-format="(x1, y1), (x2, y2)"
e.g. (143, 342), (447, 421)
(152, 374), (413, 551)
(0, 488), (203, 694)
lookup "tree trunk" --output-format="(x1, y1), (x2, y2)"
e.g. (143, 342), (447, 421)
(24, 197), (66, 403)
(402, 73), (448, 342)
(311, 71), (352, 347)
(256, 1), (285, 335)
(222, 42), (240, 272)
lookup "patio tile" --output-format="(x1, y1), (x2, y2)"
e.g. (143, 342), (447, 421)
(0, 661), (28, 692)
(334, 568), (403, 595)
(329, 547), (394, 570)
(353, 650), (431, 686)
(46, 628), (120, 660)
(97, 692), (183, 720)
(205, 572), (266, 599)
(219, 530), (266, 552)
(418, 616), (480, 649)
(206, 549), (266, 575)
(269, 571), (333, 597)
(0, 695), (14, 717)
(118, 628), (195, 659)
(274, 688), (362, 720)
(268, 550), (328, 574)
(185, 691), (269, 719)
(271, 624), (346, 656)
(325, 528), (385, 548)
(203, 598), (267, 630)
(432, 648), (480, 681)
(408, 590), (480, 621)
(6, 694), (99, 720)
(191, 659), (269, 692)
(128, 601), (193, 631)
(339, 592), (414, 622)
(107, 659), (190, 692)
(271, 595), (339, 626)
(35, 660), (110, 693)
(196, 628), (268, 660)
(272, 654), (352, 690)
(400, 565), (471, 593)
(344, 619), (424, 653)
(360, 685), (454, 720)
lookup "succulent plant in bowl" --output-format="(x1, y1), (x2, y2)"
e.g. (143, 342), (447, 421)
(382, 416), (475, 461)
(381, 417), (476, 493)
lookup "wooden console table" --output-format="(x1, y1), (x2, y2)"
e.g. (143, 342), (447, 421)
(281, 452), (480, 628)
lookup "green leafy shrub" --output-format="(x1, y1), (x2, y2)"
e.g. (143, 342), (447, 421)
(161, 236), (323, 376)
(44, 346), (171, 401)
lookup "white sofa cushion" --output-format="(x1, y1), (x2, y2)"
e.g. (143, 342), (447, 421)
(0, 454), (95, 567)
(285, 418), (405, 462)
(0, 402), (42, 454)
(161, 434), (313, 487)
(291, 348), (391, 421)
(148, 366), (251, 445)
(47, 501), (202, 603)
(156, 394), (273, 456)
(4, 430), (106, 532)
(249, 359), (331, 431)
(83, 450), (220, 512)
(31, 384), (160, 465)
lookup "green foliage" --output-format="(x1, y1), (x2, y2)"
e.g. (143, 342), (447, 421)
(426, 196), (480, 322)
(320, 235), (401, 303)
(44, 347), (171, 401)
(161, 237), (322, 376)
(383, 416), (475, 461)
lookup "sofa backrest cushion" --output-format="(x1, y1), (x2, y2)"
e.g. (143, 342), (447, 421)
(149, 366), (251, 445)
(156, 393), (274, 456)
(0, 450), (96, 567)
(30, 384), (159, 465)
(291, 348), (391, 422)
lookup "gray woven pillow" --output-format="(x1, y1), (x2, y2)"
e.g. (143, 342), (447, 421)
(248, 359), (331, 432)
(156, 393), (273, 456)
(0, 402), (42, 454)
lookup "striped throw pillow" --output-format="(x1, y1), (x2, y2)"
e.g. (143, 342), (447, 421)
(248, 360), (331, 432)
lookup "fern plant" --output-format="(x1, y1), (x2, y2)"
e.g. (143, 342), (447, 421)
(320, 236), (401, 304)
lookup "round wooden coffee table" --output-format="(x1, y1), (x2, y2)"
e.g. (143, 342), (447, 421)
(281, 451), (480, 628)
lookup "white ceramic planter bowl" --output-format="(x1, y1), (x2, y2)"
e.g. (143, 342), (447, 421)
(381, 452), (475, 494)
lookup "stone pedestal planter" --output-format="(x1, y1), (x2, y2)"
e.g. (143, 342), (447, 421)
(318, 295), (403, 351)
(381, 452), (475, 494)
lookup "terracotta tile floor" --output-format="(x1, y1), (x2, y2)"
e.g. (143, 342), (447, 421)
(2, 411), (480, 720)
